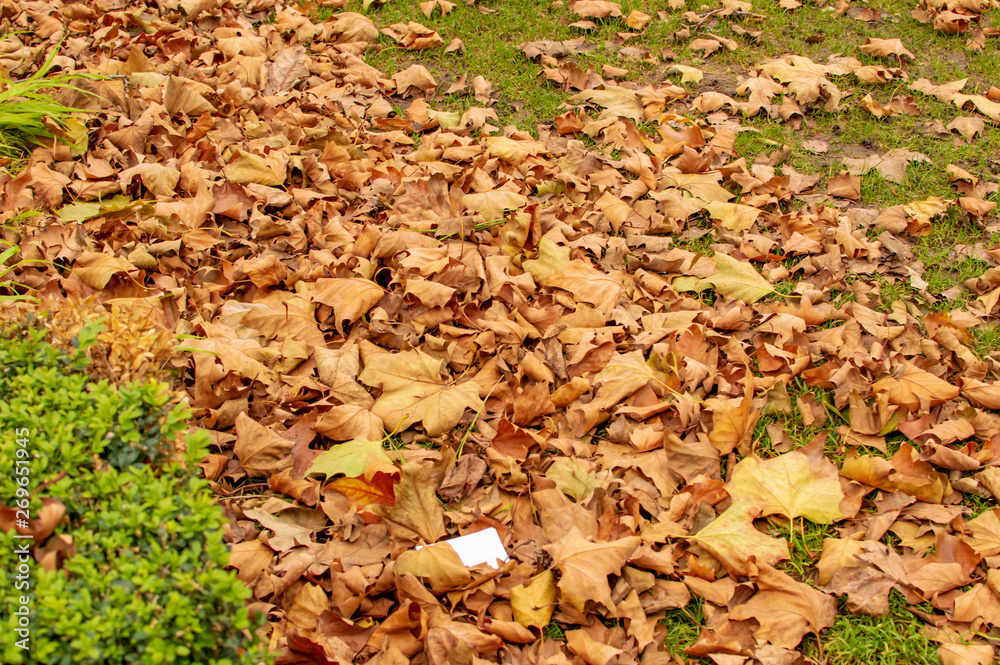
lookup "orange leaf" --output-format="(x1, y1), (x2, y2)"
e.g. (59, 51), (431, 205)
(328, 471), (398, 508)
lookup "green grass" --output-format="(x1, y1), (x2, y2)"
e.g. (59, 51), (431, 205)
(961, 489), (997, 518)
(542, 621), (567, 640)
(972, 323), (1000, 359)
(0, 241), (39, 302)
(0, 47), (97, 160)
(803, 593), (940, 665)
(307, 0), (1000, 218)
(753, 379), (844, 460)
(772, 518), (839, 582)
(316, 0), (595, 129)
(662, 595), (704, 659)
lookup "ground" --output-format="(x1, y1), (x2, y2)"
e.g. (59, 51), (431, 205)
(3, 0), (1000, 663)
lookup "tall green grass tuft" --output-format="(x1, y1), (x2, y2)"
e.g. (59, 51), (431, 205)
(0, 241), (39, 302)
(0, 46), (98, 158)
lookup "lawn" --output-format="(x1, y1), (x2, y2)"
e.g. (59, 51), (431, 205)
(2, 0), (1000, 663)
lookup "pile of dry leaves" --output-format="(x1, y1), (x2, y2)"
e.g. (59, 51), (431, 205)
(4, 0), (1000, 663)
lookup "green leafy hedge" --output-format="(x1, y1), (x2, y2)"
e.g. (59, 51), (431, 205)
(0, 320), (267, 665)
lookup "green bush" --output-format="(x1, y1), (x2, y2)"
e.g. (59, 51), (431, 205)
(0, 320), (267, 665)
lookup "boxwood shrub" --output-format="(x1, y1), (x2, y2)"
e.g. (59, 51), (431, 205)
(0, 320), (267, 665)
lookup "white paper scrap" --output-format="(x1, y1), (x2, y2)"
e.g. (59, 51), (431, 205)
(417, 527), (508, 569)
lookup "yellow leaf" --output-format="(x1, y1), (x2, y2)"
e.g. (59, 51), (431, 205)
(728, 450), (846, 523)
(689, 502), (790, 576)
(511, 570), (557, 629)
(234, 412), (293, 477)
(858, 37), (915, 60)
(571, 0), (623, 18)
(545, 259), (624, 314)
(308, 278), (385, 332)
(522, 237), (571, 283)
(704, 252), (775, 303)
(704, 201), (762, 231)
(223, 150), (284, 186)
(707, 388), (757, 455)
(306, 439), (397, 480)
(966, 509), (1000, 557)
(730, 564), (837, 649)
(840, 444), (951, 503)
(816, 537), (863, 586)
(760, 55), (842, 110)
(396, 542), (473, 592)
(73, 252), (136, 289)
(669, 64), (704, 84)
(373, 462), (446, 542)
(546, 457), (600, 502)
(163, 75), (215, 115)
(461, 189), (529, 219)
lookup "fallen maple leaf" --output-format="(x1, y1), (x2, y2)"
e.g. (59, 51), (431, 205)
(828, 171), (861, 199)
(817, 536), (863, 585)
(393, 64), (437, 96)
(858, 37), (915, 60)
(760, 55), (842, 110)
(871, 362), (960, 411)
(952, 583), (1000, 627)
(306, 438), (397, 481)
(570, 0), (623, 19)
(910, 77), (967, 101)
(841, 444), (952, 503)
(373, 462), (446, 542)
(511, 570), (557, 629)
(707, 383), (758, 455)
(235, 412), (294, 476)
(327, 472), (397, 508)
(731, 564), (838, 648)
(962, 379), (1000, 409)
(842, 148), (930, 184)
(359, 343), (483, 437)
(461, 189), (529, 219)
(952, 93), (1000, 121)
(727, 449), (846, 523)
(625, 10), (651, 29)
(73, 252), (136, 289)
(703, 252), (775, 302)
(395, 542), (473, 592)
(965, 508), (1000, 557)
(689, 502), (791, 576)
(543, 529), (640, 613)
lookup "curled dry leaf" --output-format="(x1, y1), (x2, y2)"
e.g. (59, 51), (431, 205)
(511, 570), (557, 629)
(858, 37), (915, 60)
(703, 251), (775, 302)
(669, 64), (704, 84)
(625, 10), (651, 29)
(543, 529), (640, 612)
(871, 363), (960, 411)
(948, 116), (985, 138)
(828, 171), (861, 199)
(760, 55), (843, 111)
(842, 148), (930, 184)
(570, 0), (623, 19)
